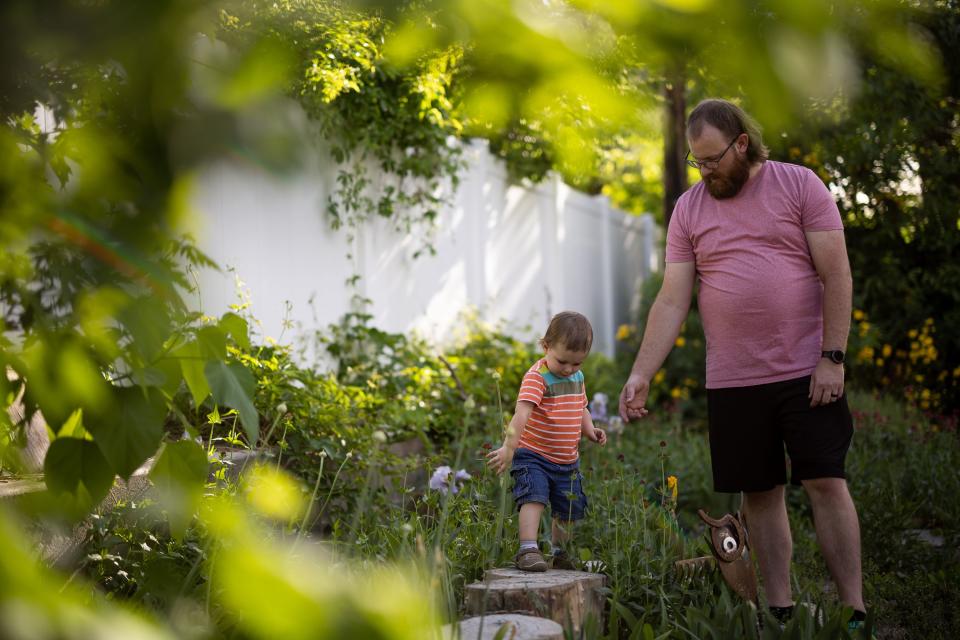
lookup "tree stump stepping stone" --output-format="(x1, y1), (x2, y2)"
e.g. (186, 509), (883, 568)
(464, 568), (606, 634)
(444, 613), (563, 640)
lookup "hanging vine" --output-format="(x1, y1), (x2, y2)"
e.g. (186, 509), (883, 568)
(218, 1), (465, 269)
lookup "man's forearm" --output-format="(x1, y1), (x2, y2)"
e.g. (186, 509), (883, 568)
(822, 271), (853, 350)
(630, 296), (689, 380)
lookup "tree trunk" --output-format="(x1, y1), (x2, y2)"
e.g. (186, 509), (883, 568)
(445, 614), (564, 640)
(463, 568), (606, 634)
(663, 67), (688, 229)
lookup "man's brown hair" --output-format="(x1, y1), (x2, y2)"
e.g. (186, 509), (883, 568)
(687, 98), (769, 163)
(541, 311), (593, 353)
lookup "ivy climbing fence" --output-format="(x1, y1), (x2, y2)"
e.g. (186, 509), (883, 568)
(191, 139), (659, 358)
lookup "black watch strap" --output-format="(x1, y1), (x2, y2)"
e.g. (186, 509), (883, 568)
(821, 350), (845, 364)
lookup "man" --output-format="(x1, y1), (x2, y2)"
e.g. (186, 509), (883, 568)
(619, 98), (867, 628)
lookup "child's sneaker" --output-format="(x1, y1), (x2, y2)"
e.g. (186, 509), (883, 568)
(550, 549), (577, 570)
(514, 548), (548, 572)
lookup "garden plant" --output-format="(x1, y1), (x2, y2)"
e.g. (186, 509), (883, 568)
(1, 1), (959, 639)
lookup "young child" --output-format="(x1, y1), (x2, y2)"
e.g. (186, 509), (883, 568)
(486, 311), (607, 571)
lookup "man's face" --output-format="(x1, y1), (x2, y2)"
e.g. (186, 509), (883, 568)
(688, 125), (751, 199)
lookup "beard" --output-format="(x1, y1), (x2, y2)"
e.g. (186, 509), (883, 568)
(704, 153), (751, 199)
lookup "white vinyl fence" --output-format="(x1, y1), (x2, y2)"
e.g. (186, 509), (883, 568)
(191, 140), (659, 359)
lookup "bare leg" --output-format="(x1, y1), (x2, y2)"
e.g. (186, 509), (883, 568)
(742, 485), (793, 607)
(801, 478), (864, 611)
(518, 502), (545, 543)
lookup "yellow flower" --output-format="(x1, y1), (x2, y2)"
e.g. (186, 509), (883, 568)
(616, 324), (634, 341)
(882, 344), (892, 358)
(953, 367), (960, 378)
(915, 374), (925, 383)
(921, 389), (931, 399)
(667, 475), (678, 501)
(857, 346), (874, 362)
(675, 336), (686, 347)
(908, 329), (918, 339)
(654, 370), (666, 384)
(858, 322), (871, 337)
(875, 358), (884, 367)
(853, 309), (865, 321)
(670, 387), (682, 399)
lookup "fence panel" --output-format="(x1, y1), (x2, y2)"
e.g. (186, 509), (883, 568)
(192, 140), (659, 359)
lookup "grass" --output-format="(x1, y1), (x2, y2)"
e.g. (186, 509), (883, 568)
(61, 383), (959, 639)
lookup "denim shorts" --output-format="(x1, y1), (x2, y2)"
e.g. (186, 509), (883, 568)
(510, 448), (588, 521)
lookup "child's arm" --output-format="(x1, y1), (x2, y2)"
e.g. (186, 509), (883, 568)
(486, 401), (534, 474)
(582, 408), (607, 445)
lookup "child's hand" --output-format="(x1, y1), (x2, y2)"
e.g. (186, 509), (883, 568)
(587, 427), (607, 446)
(486, 445), (514, 475)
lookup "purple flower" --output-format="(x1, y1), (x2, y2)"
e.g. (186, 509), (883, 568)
(589, 393), (608, 422)
(429, 466), (472, 494)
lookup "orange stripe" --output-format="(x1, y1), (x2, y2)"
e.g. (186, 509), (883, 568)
(524, 425), (580, 440)
(521, 436), (578, 451)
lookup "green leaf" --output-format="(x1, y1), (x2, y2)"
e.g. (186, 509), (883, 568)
(86, 387), (166, 479)
(118, 295), (172, 362)
(150, 441), (209, 537)
(612, 601), (639, 631)
(216, 38), (295, 109)
(56, 409), (92, 440)
(174, 341), (210, 406)
(205, 361), (258, 444)
(197, 326), (228, 360)
(219, 312), (251, 351)
(44, 438), (115, 508)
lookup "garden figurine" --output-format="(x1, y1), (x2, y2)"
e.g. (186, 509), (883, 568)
(618, 98), (869, 630)
(487, 311), (606, 572)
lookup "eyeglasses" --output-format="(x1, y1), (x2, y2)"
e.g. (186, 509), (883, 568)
(685, 137), (739, 170)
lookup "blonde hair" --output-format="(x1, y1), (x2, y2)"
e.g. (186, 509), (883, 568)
(687, 98), (769, 163)
(541, 311), (593, 353)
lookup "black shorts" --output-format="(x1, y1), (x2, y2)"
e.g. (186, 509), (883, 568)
(707, 375), (854, 493)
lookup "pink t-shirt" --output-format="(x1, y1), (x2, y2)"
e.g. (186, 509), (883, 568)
(666, 161), (844, 389)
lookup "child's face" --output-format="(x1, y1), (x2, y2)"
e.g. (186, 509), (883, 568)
(543, 342), (589, 378)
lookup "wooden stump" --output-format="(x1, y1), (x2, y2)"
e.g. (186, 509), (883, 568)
(444, 614), (563, 640)
(464, 568), (606, 633)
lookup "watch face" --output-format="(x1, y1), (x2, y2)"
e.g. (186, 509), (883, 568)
(830, 351), (844, 364)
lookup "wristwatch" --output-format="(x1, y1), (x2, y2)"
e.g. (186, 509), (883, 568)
(822, 350), (845, 364)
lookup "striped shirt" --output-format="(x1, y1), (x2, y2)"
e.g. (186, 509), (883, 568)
(516, 359), (588, 464)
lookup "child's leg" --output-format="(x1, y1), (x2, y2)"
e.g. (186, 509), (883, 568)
(519, 502), (545, 544)
(515, 502), (548, 571)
